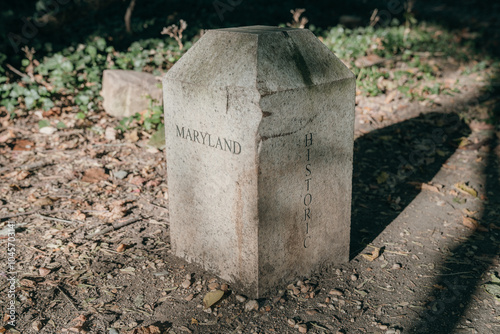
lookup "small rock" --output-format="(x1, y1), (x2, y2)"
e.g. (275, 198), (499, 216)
(298, 324), (308, 333)
(392, 263), (402, 270)
(185, 273), (192, 280)
(329, 289), (343, 296)
(208, 282), (219, 290)
(105, 127), (117, 141)
(351, 274), (358, 281)
(101, 70), (162, 119)
(297, 280), (304, 286)
(300, 285), (309, 293)
(181, 279), (192, 289)
(325, 297), (331, 303)
(114, 170), (128, 180)
(39, 126), (57, 135)
(306, 309), (318, 315)
(292, 286), (300, 295)
(32, 320), (43, 331)
(185, 293), (194, 301)
(220, 283), (229, 291)
(287, 319), (296, 327)
(244, 299), (259, 312)
(109, 329), (119, 334)
(235, 294), (247, 303)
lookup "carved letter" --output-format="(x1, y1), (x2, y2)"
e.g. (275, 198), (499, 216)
(305, 133), (313, 147)
(303, 193), (312, 206)
(176, 125), (185, 138)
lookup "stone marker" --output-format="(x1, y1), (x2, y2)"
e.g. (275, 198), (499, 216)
(163, 26), (355, 297)
(101, 69), (162, 119)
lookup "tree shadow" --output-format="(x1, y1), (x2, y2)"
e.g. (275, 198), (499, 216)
(350, 111), (471, 258)
(406, 77), (500, 333)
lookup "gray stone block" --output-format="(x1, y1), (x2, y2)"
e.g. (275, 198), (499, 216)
(101, 70), (162, 119)
(163, 26), (355, 297)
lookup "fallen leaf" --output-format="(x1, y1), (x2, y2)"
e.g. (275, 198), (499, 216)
(376, 171), (389, 184)
(203, 290), (224, 309)
(361, 246), (382, 261)
(484, 283), (500, 301)
(12, 139), (35, 151)
(454, 182), (478, 197)
(129, 175), (146, 186)
(16, 170), (30, 180)
(39, 267), (51, 276)
(116, 244), (127, 252)
(124, 129), (139, 143)
(462, 216), (479, 229)
(469, 120), (495, 131)
(33, 197), (54, 207)
(81, 167), (108, 183)
(0, 129), (15, 143)
(409, 182), (443, 193)
(384, 90), (398, 104)
(355, 54), (385, 68)
(127, 325), (161, 334)
(72, 210), (86, 221)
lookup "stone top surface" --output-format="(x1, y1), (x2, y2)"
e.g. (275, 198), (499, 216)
(217, 25), (296, 34)
(164, 26), (354, 94)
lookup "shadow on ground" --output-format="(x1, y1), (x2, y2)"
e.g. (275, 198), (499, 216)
(350, 111), (470, 258)
(406, 78), (500, 333)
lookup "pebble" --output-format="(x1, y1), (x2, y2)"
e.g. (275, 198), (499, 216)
(298, 324), (308, 333)
(109, 329), (119, 334)
(181, 279), (192, 289)
(235, 294), (247, 303)
(185, 293), (194, 301)
(287, 319), (296, 327)
(39, 126), (57, 135)
(32, 320), (43, 331)
(208, 282), (219, 290)
(329, 289), (343, 296)
(221, 283), (229, 291)
(244, 300), (259, 312)
(392, 263), (402, 269)
(114, 170), (128, 180)
(351, 274), (358, 281)
(185, 273), (192, 280)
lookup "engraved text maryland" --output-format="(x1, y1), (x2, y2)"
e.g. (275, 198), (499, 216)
(175, 125), (241, 155)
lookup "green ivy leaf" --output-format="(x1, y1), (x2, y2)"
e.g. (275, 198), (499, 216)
(76, 112), (86, 119)
(38, 120), (51, 129)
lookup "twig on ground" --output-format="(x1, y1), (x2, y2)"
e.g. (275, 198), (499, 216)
(0, 211), (38, 222)
(56, 285), (80, 312)
(6, 64), (28, 78)
(36, 214), (83, 225)
(85, 216), (145, 239)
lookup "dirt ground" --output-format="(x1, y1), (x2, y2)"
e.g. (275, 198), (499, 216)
(1, 55), (500, 334)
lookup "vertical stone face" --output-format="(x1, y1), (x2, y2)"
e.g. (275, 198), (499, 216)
(163, 26), (355, 297)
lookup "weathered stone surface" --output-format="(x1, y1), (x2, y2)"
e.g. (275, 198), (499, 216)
(163, 26), (355, 298)
(101, 70), (161, 119)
